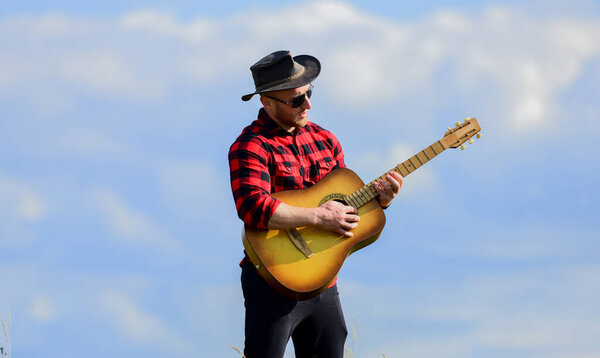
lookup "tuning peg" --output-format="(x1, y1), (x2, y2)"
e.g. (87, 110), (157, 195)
(469, 139), (474, 144)
(476, 133), (482, 139)
(455, 121), (461, 126)
(464, 117), (471, 121)
(460, 145), (466, 150)
(447, 126), (451, 131)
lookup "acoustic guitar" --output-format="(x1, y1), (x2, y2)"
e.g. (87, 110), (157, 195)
(242, 117), (481, 300)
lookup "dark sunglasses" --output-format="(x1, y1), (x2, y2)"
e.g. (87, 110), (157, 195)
(264, 84), (313, 108)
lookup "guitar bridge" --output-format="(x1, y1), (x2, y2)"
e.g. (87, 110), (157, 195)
(286, 228), (314, 258)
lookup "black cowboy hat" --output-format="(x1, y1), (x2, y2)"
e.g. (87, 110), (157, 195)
(241, 50), (321, 101)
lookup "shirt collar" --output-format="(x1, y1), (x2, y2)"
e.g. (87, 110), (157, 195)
(257, 108), (304, 136)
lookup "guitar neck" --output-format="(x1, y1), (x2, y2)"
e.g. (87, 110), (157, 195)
(344, 140), (447, 209)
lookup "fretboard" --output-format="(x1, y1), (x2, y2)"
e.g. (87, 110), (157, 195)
(344, 140), (446, 208)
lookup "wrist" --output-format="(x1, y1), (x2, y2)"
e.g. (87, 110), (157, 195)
(377, 197), (391, 210)
(311, 206), (322, 226)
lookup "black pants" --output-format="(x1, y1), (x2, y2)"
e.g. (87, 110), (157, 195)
(241, 259), (348, 358)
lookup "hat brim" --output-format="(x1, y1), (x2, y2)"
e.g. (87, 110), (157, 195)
(241, 55), (321, 101)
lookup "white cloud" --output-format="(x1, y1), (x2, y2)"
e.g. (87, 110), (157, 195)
(1, 2), (598, 132)
(341, 263), (600, 357)
(56, 128), (133, 156)
(0, 174), (45, 224)
(0, 55), (21, 88)
(156, 160), (231, 221)
(100, 290), (193, 354)
(28, 295), (57, 323)
(118, 10), (214, 43)
(58, 49), (147, 97)
(320, 4), (600, 131)
(415, 221), (599, 261)
(18, 192), (45, 220)
(90, 188), (181, 252)
(9, 13), (90, 38)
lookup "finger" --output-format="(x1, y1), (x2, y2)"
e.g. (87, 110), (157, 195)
(381, 178), (393, 191)
(386, 172), (404, 192)
(338, 227), (354, 237)
(384, 176), (399, 194)
(388, 172), (404, 188)
(387, 170), (403, 179)
(341, 221), (359, 231)
(345, 214), (360, 222)
(374, 181), (389, 198)
(345, 205), (358, 214)
(378, 179), (392, 195)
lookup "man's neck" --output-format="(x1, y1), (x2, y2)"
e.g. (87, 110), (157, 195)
(263, 108), (295, 133)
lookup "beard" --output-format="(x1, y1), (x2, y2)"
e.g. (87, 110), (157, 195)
(272, 103), (309, 129)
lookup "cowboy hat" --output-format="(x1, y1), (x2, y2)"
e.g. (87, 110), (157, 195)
(241, 50), (320, 101)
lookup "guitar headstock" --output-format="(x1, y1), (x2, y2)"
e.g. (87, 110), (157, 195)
(440, 117), (482, 150)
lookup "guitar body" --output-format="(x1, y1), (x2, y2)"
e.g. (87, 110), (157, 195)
(242, 168), (386, 301)
(240, 117), (482, 301)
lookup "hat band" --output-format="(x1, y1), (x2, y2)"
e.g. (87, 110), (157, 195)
(255, 66), (306, 92)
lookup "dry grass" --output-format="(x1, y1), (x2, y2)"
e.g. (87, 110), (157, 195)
(0, 312), (10, 358)
(229, 318), (387, 357)
(229, 344), (245, 357)
(229, 344), (386, 358)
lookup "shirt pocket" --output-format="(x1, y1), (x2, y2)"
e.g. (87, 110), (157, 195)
(273, 162), (302, 191)
(312, 158), (337, 183)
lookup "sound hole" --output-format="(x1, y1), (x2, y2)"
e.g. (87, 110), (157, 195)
(318, 193), (347, 206)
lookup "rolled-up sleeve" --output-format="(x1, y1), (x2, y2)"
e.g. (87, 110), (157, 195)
(229, 136), (281, 229)
(329, 132), (345, 169)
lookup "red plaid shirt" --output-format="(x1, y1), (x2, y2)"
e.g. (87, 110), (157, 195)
(229, 108), (345, 229)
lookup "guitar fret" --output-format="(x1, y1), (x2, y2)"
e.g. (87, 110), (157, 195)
(422, 149), (432, 160)
(352, 194), (362, 207)
(358, 187), (370, 202)
(367, 185), (376, 199)
(408, 157), (420, 169)
(345, 194), (359, 208)
(367, 183), (375, 193)
(417, 151), (428, 164)
(346, 194), (358, 208)
(361, 190), (371, 203)
(354, 194), (363, 207)
(402, 161), (412, 174)
(366, 185), (376, 200)
(414, 153), (424, 165)
(396, 164), (409, 177)
(354, 191), (365, 206)
(425, 146), (437, 159)
(430, 144), (438, 155)
(359, 194), (368, 205)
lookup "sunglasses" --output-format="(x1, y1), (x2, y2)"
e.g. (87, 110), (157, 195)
(264, 84), (313, 108)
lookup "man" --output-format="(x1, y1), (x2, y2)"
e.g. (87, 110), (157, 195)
(228, 50), (403, 358)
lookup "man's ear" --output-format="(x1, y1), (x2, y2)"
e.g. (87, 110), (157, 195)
(260, 95), (271, 109)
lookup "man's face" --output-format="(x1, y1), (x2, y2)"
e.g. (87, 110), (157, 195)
(262, 84), (313, 132)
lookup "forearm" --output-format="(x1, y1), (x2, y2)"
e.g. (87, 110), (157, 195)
(267, 200), (360, 237)
(267, 202), (318, 230)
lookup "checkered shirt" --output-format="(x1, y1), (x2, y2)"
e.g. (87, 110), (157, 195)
(229, 108), (345, 229)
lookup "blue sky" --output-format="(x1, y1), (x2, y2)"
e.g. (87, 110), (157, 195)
(1, 1), (600, 357)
